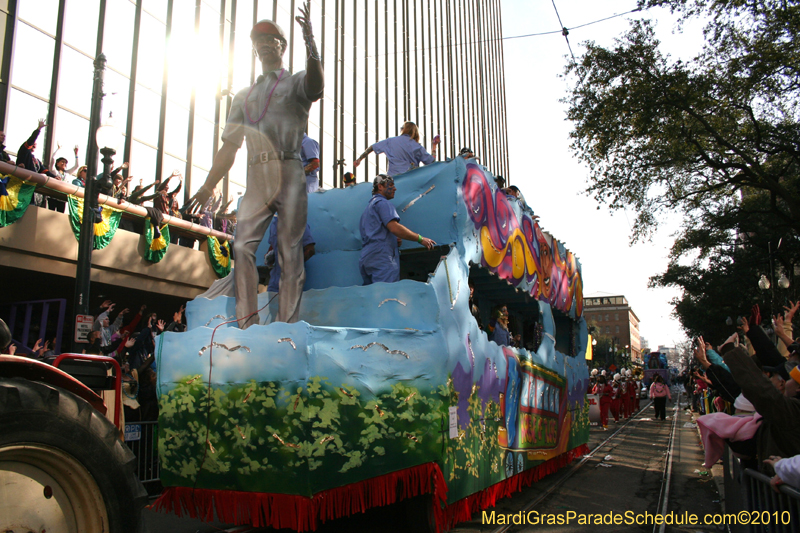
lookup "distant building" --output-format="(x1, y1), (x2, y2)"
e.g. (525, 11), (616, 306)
(640, 336), (650, 354)
(584, 292), (642, 362)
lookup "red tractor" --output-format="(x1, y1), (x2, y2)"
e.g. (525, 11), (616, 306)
(0, 319), (147, 532)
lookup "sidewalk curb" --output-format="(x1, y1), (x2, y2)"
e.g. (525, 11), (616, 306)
(687, 404), (727, 512)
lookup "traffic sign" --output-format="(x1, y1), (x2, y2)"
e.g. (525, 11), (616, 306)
(75, 314), (94, 343)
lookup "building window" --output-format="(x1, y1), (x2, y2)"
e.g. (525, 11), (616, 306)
(605, 314), (609, 321)
(605, 326), (610, 334)
(615, 325), (620, 334)
(615, 313), (619, 321)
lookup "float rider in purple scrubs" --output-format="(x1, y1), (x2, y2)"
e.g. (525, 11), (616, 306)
(358, 174), (435, 285)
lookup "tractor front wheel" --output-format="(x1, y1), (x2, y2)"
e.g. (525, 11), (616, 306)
(0, 377), (147, 533)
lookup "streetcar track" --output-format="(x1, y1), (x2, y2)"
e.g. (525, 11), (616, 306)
(654, 395), (680, 533)
(490, 398), (661, 533)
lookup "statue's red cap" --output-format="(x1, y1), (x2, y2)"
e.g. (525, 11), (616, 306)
(250, 20), (286, 42)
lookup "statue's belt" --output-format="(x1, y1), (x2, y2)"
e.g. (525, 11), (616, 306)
(249, 151), (302, 165)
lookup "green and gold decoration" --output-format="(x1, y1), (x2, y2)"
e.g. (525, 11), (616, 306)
(144, 218), (170, 263)
(0, 174), (36, 227)
(67, 195), (123, 250)
(207, 235), (232, 277)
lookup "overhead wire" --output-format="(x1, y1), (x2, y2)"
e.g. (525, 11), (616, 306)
(366, 5), (644, 59)
(545, 2), (643, 91)
(551, 0), (578, 66)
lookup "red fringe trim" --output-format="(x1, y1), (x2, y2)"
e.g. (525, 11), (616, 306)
(439, 444), (590, 529)
(151, 462), (448, 532)
(151, 444), (589, 532)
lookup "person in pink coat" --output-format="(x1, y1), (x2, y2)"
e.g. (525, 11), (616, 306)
(649, 374), (672, 421)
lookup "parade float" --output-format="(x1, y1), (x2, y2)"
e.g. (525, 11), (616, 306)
(152, 158), (591, 531)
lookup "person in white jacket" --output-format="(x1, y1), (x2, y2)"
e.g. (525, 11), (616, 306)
(764, 454), (800, 492)
(93, 304), (128, 347)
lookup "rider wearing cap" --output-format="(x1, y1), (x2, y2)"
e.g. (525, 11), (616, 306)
(359, 174), (435, 285)
(186, 3), (323, 328)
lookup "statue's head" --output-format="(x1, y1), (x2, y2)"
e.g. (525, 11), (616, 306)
(251, 20), (287, 61)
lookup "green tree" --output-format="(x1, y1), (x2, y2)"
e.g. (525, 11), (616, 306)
(565, 0), (800, 335)
(649, 204), (800, 342)
(565, 0), (800, 241)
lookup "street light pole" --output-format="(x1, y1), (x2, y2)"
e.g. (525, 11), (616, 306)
(758, 241), (777, 319)
(98, 147), (115, 193)
(72, 53), (107, 350)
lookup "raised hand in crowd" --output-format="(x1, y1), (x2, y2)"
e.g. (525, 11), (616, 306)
(783, 301), (799, 322)
(111, 161), (130, 176)
(31, 338), (49, 359)
(737, 315), (749, 334)
(173, 304), (185, 324)
(219, 198), (234, 215)
(773, 314), (796, 348)
(750, 304), (761, 326)
(693, 336), (711, 369)
(763, 456), (785, 493)
(156, 319), (166, 332)
(717, 331), (739, 353)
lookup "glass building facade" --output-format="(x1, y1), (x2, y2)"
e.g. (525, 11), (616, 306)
(1, 0), (509, 205)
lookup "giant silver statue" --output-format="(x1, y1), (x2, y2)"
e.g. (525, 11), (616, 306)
(188, 2), (323, 329)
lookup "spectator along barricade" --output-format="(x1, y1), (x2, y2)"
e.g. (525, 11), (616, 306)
(0, 161), (233, 245)
(720, 443), (800, 533)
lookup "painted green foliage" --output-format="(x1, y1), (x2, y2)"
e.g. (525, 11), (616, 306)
(441, 384), (504, 502)
(439, 384), (590, 503)
(159, 376), (448, 495)
(572, 398), (591, 444)
(158, 373), (589, 500)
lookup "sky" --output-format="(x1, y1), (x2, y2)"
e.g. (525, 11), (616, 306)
(499, 0), (708, 349)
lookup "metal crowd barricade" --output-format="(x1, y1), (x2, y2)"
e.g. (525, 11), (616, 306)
(124, 420), (160, 492)
(722, 444), (748, 533)
(742, 468), (800, 533)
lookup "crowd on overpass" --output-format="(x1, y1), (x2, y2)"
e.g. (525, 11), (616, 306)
(1, 119), (237, 248)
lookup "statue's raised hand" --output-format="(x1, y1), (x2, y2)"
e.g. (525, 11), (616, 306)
(182, 186), (213, 216)
(296, 1), (313, 38)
